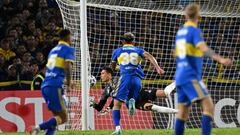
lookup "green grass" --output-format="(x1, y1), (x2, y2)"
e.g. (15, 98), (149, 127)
(2, 128), (240, 135)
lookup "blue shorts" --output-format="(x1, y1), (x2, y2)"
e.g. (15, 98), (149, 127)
(177, 80), (209, 106)
(41, 86), (66, 112)
(113, 75), (141, 103)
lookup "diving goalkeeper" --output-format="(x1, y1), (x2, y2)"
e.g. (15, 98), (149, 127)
(90, 67), (177, 115)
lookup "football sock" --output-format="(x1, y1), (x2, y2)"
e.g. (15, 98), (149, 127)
(201, 114), (212, 135)
(39, 117), (57, 130)
(112, 109), (121, 127)
(174, 118), (185, 135)
(45, 127), (56, 135)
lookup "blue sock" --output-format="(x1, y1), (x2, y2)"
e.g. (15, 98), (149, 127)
(39, 117), (57, 130)
(112, 110), (120, 127)
(45, 127), (56, 135)
(174, 118), (185, 135)
(201, 114), (212, 135)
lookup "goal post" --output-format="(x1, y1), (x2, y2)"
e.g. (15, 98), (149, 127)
(56, 0), (240, 130)
(80, 0), (90, 130)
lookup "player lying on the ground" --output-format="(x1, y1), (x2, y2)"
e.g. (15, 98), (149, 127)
(90, 67), (177, 115)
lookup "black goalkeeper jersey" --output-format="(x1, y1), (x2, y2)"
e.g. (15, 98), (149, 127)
(93, 80), (115, 112)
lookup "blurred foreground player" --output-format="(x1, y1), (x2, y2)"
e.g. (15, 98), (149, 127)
(111, 32), (165, 135)
(29, 29), (75, 135)
(90, 67), (177, 115)
(174, 4), (232, 135)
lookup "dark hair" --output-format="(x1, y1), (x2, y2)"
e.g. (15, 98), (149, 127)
(59, 29), (71, 40)
(30, 60), (38, 66)
(123, 32), (135, 43)
(102, 66), (114, 76)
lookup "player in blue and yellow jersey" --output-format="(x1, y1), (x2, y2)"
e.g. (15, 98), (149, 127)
(174, 4), (232, 135)
(29, 29), (75, 135)
(111, 32), (165, 135)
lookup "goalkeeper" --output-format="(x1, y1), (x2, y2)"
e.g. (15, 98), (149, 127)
(90, 67), (177, 115)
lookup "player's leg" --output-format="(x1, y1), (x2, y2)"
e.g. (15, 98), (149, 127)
(184, 80), (212, 135)
(112, 99), (122, 135)
(127, 75), (142, 116)
(191, 80), (214, 135)
(174, 85), (191, 135)
(200, 97), (214, 135)
(44, 110), (68, 135)
(155, 89), (165, 97)
(136, 90), (177, 113)
(112, 76), (129, 135)
(145, 103), (178, 113)
(154, 82), (176, 97)
(31, 87), (67, 135)
(175, 104), (191, 135)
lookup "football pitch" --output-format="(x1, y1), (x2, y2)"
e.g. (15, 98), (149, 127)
(2, 128), (240, 135)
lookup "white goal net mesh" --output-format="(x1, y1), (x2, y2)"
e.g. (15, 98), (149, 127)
(56, 0), (240, 130)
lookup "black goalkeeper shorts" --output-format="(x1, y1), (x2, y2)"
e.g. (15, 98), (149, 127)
(135, 89), (157, 110)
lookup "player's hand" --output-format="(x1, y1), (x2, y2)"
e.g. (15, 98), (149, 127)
(156, 66), (165, 75)
(90, 99), (96, 107)
(219, 58), (232, 66)
(97, 107), (111, 116)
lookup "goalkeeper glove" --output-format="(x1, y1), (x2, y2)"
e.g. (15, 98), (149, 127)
(97, 107), (111, 116)
(90, 99), (96, 107)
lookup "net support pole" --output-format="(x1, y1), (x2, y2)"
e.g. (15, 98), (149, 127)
(80, 0), (89, 131)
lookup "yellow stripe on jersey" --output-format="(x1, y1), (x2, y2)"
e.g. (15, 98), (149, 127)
(123, 44), (134, 47)
(65, 59), (74, 63)
(58, 40), (70, 46)
(47, 57), (65, 69)
(191, 80), (204, 98)
(117, 56), (124, 65)
(184, 21), (198, 27)
(138, 56), (142, 64)
(176, 43), (204, 57)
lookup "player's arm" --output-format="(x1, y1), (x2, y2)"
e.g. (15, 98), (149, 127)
(108, 99), (114, 109)
(64, 61), (73, 89)
(194, 29), (232, 66)
(196, 42), (232, 66)
(93, 90), (110, 112)
(143, 51), (165, 75)
(111, 49), (118, 71)
(64, 47), (75, 89)
(111, 61), (117, 72)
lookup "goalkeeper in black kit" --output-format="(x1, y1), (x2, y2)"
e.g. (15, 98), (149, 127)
(90, 67), (177, 115)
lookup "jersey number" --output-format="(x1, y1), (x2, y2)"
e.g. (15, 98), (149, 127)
(119, 52), (139, 65)
(176, 39), (186, 59)
(47, 54), (57, 69)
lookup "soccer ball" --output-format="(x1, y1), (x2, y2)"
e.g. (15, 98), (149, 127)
(89, 75), (97, 87)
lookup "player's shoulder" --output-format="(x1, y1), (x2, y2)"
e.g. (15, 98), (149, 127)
(188, 26), (202, 33)
(135, 46), (144, 51)
(60, 44), (75, 54)
(112, 47), (122, 54)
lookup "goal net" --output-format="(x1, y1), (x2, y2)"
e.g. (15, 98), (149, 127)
(56, 0), (240, 130)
